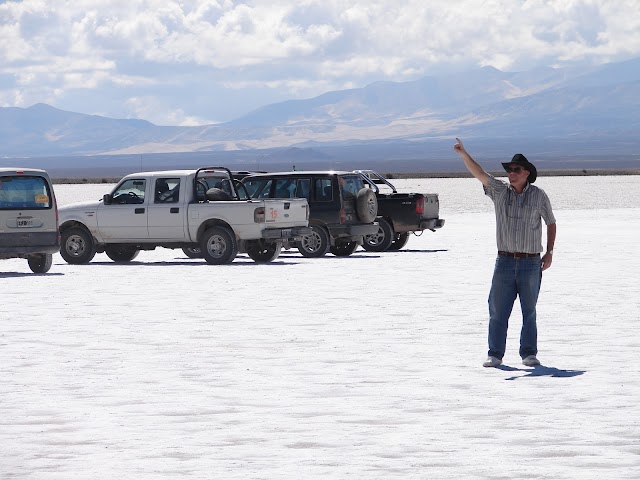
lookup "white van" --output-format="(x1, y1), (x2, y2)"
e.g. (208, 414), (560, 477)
(0, 168), (60, 273)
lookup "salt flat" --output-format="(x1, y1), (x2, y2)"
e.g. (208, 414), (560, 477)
(1, 178), (639, 479)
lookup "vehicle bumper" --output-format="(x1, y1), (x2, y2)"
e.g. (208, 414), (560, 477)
(0, 232), (60, 258)
(419, 218), (445, 231)
(328, 222), (379, 239)
(0, 245), (59, 259)
(262, 226), (313, 241)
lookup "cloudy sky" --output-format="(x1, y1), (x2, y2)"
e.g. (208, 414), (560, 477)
(1, 0), (639, 126)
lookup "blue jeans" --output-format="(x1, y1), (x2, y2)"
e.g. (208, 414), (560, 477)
(488, 255), (542, 360)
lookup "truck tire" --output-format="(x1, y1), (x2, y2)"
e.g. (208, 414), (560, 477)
(297, 225), (330, 258)
(246, 239), (281, 263)
(329, 240), (359, 257)
(28, 253), (53, 273)
(356, 188), (378, 223)
(362, 217), (394, 252)
(61, 227), (97, 264)
(105, 246), (140, 262)
(182, 246), (202, 258)
(388, 232), (411, 251)
(200, 226), (238, 264)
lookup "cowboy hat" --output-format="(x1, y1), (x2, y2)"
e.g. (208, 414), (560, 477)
(502, 153), (537, 183)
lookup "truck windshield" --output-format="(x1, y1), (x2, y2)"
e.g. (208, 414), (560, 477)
(0, 175), (53, 210)
(111, 179), (146, 204)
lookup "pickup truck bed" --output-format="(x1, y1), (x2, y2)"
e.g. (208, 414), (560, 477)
(356, 170), (445, 252)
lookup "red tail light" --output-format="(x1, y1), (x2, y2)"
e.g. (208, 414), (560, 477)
(416, 197), (424, 215)
(339, 208), (346, 224)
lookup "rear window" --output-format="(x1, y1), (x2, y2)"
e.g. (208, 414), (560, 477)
(0, 175), (53, 210)
(340, 175), (365, 200)
(198, 175), (233, 194)
(197, 175), (234, 199)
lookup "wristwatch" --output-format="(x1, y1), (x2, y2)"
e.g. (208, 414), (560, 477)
(548, 249), (554, 255)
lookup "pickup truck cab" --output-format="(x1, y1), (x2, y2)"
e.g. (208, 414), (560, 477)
(241, 171), (379, 257)
(58, 167), (311, 264)
(0, 168), (59, 273)
(356, 170), (445, 251)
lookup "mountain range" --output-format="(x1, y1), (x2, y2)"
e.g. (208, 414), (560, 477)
(1, 57), (639, 175)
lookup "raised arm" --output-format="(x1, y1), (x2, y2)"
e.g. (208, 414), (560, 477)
(453, 138), (489, 186)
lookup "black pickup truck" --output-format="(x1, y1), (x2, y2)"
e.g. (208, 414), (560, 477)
(355, 170), (445, 251)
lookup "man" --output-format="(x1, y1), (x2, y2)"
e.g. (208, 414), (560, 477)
(453, 138), (557, 368)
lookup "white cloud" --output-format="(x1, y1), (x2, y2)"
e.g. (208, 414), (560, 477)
(124, 96), (215, 126)
(1, 0), (639, 124)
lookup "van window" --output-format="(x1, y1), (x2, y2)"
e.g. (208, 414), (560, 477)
(0, 175), (53, 209)
(314, 178), (333, 201)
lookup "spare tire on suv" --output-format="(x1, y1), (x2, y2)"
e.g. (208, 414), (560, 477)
(356, 188), (378, 223)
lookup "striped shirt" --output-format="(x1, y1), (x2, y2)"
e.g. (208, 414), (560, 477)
(484, 175), (556, 254)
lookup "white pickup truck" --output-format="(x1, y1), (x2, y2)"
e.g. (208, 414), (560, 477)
(58, 167), (311, 264)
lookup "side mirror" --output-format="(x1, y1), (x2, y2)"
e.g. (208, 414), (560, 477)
(103, 194), (112, 205)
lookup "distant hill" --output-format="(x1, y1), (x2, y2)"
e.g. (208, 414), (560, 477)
(1, 58), (639, 175)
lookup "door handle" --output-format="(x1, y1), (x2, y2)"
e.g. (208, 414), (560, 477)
(170, 207), (179, 213)
(135, 208), (145, 214)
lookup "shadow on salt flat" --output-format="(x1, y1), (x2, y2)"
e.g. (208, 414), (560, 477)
(497, 364), (586, 381)
(81, 259), (305, 266)
(0, 271), (64, 278)
(381, 248), (448, 254)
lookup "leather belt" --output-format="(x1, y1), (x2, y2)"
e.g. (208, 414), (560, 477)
(498, 251), (540, 258)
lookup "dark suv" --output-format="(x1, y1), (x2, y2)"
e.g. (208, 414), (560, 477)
(241, 171), (378, 257)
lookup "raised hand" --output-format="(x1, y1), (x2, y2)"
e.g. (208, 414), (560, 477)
(453, 137), (489, 185)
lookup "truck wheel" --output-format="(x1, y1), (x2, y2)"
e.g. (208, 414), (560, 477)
(27, 253), (53, 273)
(200, 226), (238, 264)
(356, 188), (378, 223)
(297, 225), (330, 258)
(61, 227), (96, 264)
(105, 246), (140, 262)
(388, 232), (411, 251)
(246, 239), (281, 263)
(329, 240), (359, 257)
(182, 246), (202, 258)
(362, 217), (394, 252)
